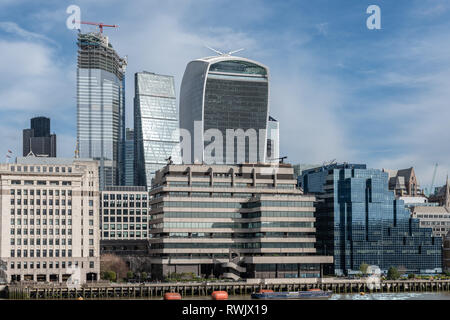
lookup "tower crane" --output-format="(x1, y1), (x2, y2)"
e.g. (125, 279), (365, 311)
(75, 21), (118, 33)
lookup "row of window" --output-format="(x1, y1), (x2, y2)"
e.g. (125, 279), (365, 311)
(10, 208), (74, 215)
(10, 228), (95, 236)
(10, 261), (95, 270)
(11, 180), (72, 186)
(153, 200), (314, 209)
(10, 238), (81, 245)
(102, 201), (147, 208)
(11, 189), (72, 196)
(102, 224), (147, 231)
(153, 222), (314, 229)
(103, 231), (147, 238)
(11, 199), (72, 206)
(416, 214), (450, 219)
(152, 242), (315, 249)
(152, 211), (314, 219)
(165, 232), (315, 238)
(11, 249), (76, 258)
(102, 194), (148, 200)
(102, 209), (148, 215)
(10, 165), (73, 173)
(167, 181), (295, 189)
(11, 218), (77, 225)
(103, 216), (147, 222)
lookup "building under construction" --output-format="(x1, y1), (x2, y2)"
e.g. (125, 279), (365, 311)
(77, 31), (127, 189)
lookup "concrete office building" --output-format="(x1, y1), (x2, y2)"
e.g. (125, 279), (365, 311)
(77, 32), (127, 189)
(301, 163), (442, 275)
(410, 179), (450, 238)
(0, 157), (101, 283)
(23, 117), (56, 157)
(179, 55), (269, 164)
(134, 72), (181, 187)
(411, 206), (450, 238)
(100, 186), (149, 240)
(148, 163), (332, 280)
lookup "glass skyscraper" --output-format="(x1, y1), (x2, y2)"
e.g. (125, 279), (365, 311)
(124, 128), (134, 186)
(134, 72), (181, 186)
(77, 32), (127, 190)
(179, 55), (269, 164)
(301, 163), (442, 275)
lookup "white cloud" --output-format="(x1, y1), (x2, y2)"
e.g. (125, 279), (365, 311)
(0, 21), (56, 44)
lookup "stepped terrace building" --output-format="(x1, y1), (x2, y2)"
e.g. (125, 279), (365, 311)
(0, 157), (100, 283)
(148, 163), (332, 280)
(301, 163), (442, 275)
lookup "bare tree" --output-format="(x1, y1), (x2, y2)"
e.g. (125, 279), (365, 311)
(100, 254), (129, 281)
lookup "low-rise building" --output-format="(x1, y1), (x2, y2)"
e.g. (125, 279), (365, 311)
(410, 206), (450, 238)
(148, 163), (332, 280)
(100, 186), (149, 240)
(383, 167), (422, 197)
(0, 157), (100, 283)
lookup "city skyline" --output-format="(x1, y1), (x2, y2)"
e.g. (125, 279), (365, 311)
(0, 0), (450, 189)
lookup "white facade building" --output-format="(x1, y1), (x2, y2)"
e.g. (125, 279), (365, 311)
(0, 157), (100, 283)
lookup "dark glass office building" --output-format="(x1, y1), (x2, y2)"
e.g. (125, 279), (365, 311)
(301, 163), (442, 275)
(179, 56), (269, 164)
(23, 116), (56, 157)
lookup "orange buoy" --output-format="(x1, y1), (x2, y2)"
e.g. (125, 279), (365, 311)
(211, 291), (228, 300)
(259, 289), (274, 293)
(164, 292), (182, 300)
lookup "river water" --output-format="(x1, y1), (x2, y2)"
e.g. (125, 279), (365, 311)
(149, 292), (450, 300)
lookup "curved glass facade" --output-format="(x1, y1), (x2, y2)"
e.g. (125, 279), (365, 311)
(179, 57), (269, 164)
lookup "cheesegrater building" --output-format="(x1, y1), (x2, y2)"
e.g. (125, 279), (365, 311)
(134, 72), (181, 187)
(77, 32), (127, 190)
(179, 55), (269, 164)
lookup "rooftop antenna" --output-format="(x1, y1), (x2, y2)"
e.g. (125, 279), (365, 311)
(204, 45), (245, 56)
(205, 45), (224, 56)
(227, 48), (244, 55)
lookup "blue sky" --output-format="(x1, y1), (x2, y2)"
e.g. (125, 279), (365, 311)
(0, 0), (449, 189)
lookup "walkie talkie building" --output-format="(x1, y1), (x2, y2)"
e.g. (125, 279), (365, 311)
(179, 55), (269, 164)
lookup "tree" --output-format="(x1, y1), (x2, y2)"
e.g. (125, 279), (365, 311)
(141, 272), (148, 281)
(100, 254), (129, 281)
(127, 271), (134, 279)
(387, 267), (400, 280)
(408, 273), (415, 279)
(101, 270), (117, 282)
(359, 263), (369, 275)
